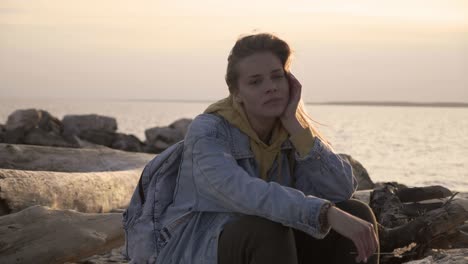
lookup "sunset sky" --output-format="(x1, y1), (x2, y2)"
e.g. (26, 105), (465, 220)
(1, 0), (467, 102)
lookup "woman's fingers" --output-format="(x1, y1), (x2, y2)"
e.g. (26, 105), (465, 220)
(364, 225), (374, 259)
(353, 237), (366, 263)
(328, 207), (379, 263)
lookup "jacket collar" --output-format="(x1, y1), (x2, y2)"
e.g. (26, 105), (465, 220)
(223, 118), (294, 159)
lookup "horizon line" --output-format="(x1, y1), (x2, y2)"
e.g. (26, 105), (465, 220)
(123, 98), (468, 108)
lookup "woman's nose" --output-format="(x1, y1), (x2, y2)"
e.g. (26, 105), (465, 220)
(264, 80), (278, 93)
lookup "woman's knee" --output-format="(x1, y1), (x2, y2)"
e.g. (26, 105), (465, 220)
(222, 215), (294, 244)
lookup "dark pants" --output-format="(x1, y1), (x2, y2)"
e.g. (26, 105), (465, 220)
(218, 199), (379, 264)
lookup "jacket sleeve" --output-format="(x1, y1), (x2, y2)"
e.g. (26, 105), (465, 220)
(290, 127), (358, 203)
(186, 115), (332, 239)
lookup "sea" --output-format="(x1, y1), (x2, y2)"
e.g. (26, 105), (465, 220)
(1, 98), (467, 192)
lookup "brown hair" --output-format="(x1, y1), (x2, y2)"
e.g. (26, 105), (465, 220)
(225, 32), (332, 147)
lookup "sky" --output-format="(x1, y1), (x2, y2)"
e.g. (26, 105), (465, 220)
(0, 0), (467, 102)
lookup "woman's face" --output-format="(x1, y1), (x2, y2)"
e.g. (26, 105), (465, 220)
(234, 52), (290, 122)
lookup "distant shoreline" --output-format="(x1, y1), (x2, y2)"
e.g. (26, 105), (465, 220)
(308, 101), (468, 108)
(125, 99), (468, 108)
(3, 97), (468, 108)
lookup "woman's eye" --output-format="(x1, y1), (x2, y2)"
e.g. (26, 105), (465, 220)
(249, 79), (261, 85)
(272, 75), (284, 80)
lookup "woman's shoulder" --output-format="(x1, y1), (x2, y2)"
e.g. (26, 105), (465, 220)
(185, 113), (229, 141)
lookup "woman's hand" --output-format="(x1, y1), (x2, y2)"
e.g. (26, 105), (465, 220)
(280, 73), (304, 135)
(327, 206), (379, 263)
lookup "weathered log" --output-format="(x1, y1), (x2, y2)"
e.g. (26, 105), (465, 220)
(370, 183), (409, 227)
(378, 202), (468, 252)
(397, 186), (452, 203)
(0, 143), (153, 172)
(401, 248), (468, 264)
(0, 206), (124, 264)
(370, 184), (457, 228)
(430, 230), (468, 249)
(401, 202), (445, 217)
(0, 168), (141, 215)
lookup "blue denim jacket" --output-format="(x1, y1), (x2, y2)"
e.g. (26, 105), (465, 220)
(155, 113), (357, 264)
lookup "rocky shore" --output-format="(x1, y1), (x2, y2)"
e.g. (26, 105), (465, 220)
(0, 109), (467, 264)
(0, 108), (191, 154)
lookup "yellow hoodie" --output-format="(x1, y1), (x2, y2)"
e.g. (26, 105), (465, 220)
(204, 95), (316, 181)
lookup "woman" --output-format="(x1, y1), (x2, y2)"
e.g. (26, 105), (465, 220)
(155, 33), (379, 264)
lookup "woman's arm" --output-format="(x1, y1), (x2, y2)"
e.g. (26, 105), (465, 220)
(280, 73), (357, 202)
(291, 130), (358, 202)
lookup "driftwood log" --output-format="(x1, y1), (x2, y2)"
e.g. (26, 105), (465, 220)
(0, 168), (142, 216)
(0, 206), (124, 264)
(367, 183), (468, 264)
(402, 248), (468, 264)
(0, 144), (155, 216)
(0, 143), (153, 172)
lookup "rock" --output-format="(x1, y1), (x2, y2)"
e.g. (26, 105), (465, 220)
(62, 114), (117, 136)
(169, 118), (192, 136)
(144, 139), (172, 153)
(339, 153), (374, 190)
(3, 109), (67, 146)
(0, 143), (154, 172)
(5, 108), (62, 133)
(145, 126), (179, 143)
(6, 109), (42, 131)
(0, 168), (143, 215)
(78, 129), (117, 147)
(23, 127), (76, 148)
(2, 127), (26, 144)
(0, 205), (124, 264)
(112, 134), (143, 152)
(144, 120), (190, 153)
(0, 124), (5, 142)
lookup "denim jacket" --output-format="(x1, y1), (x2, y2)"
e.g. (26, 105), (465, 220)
(154, 113), (357, 264)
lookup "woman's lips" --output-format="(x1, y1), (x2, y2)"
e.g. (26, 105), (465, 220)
(264, 97), (283, 105)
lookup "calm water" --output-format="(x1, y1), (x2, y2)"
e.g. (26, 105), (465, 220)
(1, 98), (467, 192)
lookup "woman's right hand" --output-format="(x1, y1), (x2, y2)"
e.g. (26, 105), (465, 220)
(327, 206), (379, 263)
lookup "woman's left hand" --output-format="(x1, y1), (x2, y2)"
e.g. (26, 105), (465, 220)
(280, 73), (304, 135)
(281, 72), (302, 120)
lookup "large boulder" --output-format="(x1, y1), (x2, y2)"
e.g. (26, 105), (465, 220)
(0, 206), (124, 264)
(5, 109), (62, 134)
(0, 124), (5, 142)
(3, 109), (64, 144)
(145, 126), (177, 143)
(2, 127), (27, 144)
(23, 127), (76, 148)
(77, 130), (144, 152)
(339, 153), (374, 190)
(112, 133), (144, 152)
(78, 129), (116, 147)
(62, 114), (117, 136)
(144, 118), (192, 153)
(169, 118), (192, 136)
